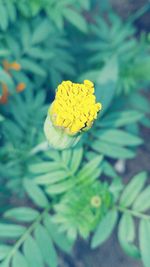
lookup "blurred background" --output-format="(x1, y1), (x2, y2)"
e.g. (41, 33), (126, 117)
(0, 0), (150, 267)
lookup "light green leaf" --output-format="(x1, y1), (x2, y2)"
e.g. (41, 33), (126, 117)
(34, 224), (58, 267)
(4, 207), (39, 222)
(44, 215), (73, 253)
(23, 179), (49, 208)
(62, 149), (72, 166)
(118, 214), (140, 258)
(12, 252), (28, 267)
(133, 186), (150, 212)
(46, 178), (76, 195)
(92, 140), (135, 159)
(23, 236), (44, 267)
(95, 129), (143, 146)
(91, 210), (118, 248)
(0, 245), (11, 261)
(70, 147), (83, 174)
(102, 160), (117, 178)
(120, 172), (147, 207)
(99, 110), (143, 128)
(77, 156), (103, 180)
(0, 224), (25, 238)
(34, 170), (68, 185)
(29, 162), (60, 174)
(139, 219), (150, 267)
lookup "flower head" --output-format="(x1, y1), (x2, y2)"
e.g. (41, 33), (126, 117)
(44, 80), (102, 149)
(49, 80), (102, 135)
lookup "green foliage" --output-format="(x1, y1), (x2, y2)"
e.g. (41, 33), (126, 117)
(117, 172), (150, 265)
(0, 197), (72, 267)
(0, 1), (150, 267)
(0, 0), (89, 32)
(83, 12), (150, 94)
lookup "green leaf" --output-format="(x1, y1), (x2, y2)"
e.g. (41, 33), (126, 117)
(34, 224), (58, 267)
(96, 81), (116, 116)
(23, 236), (44, 267)
(12, 252), (28, 267)
(129, 93), (150, 114)
(118, 214), (140, 258)
(95, 129), (143, 146)
(0, 224), (25, 238)
(4, 207), (39, 222)
(46, 178), (76, 195)
(70, 147), (83, 174)
(97, 56), (118, 84)
(133, 186), (150, 212)
(77, 156), (103, 181)
(0, 259), (10, 267)
(91, 140), (135, 159)
(91, 210), (118, 248)
(29, 162), (60, 174)
(5, 1), (16, 23)
(0, 245), (11, 261)
(120, 172), (147, 207)
(62, 149), (72, 166)
(139, 219), (150, 267)
(34, 170), (68, 185)
(44, 215), (73, 253)
(0, 49), (10, 57)
(63, 8), (88, 33)
(23, 179), (49, 208)
(20, 58), (46, 77)
(0, 1), (8, 30)
(27, 47), (54, 60)
(99, 110), (143, 128)
(102, 160), (117, 178)
(31, 19), (51, 44)
(0, 114), (5, 122)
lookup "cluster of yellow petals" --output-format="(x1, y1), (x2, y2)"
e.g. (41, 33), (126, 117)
(50, 80), (102, 135)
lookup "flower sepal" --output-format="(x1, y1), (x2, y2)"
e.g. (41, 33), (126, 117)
(44, 114), (82, 150)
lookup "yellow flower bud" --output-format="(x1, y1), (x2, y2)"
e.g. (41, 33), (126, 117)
(44, 80), (102, 150)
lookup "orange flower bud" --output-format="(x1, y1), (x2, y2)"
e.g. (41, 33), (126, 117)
(16, 82), (26, 92)
(2, 60), (10, 72)
(0, 84), (9, 104)
(10, 62), (21, 71)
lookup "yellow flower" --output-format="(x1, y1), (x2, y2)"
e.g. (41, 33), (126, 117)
(44, 80), (102, 149)
(50, 80), (102, 135)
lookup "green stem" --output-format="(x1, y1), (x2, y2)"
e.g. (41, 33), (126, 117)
(116, 205), (150, 220)
(6, 205), (51, 262)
